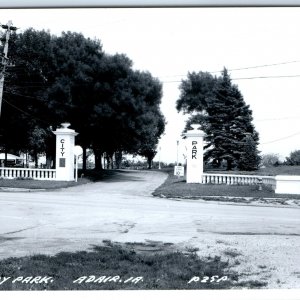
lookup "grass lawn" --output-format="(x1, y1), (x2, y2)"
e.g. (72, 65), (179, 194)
(0, 241), (266, 290)
(0, 178), (90, 190)
(153, 167), (300, 201)
(0, 169), (125, 190)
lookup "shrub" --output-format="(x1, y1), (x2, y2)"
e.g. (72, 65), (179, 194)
(286, 150), (300, 166)
(261, 153), (280, 167)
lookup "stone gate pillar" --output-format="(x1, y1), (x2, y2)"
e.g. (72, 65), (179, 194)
(53, 122), (78, 181)
(184, 124), (205, 183)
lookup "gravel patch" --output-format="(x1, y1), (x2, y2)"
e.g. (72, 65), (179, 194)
(183, 233), (300, 288)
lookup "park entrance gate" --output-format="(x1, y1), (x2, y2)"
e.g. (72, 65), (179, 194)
(0, 122), (78, 181)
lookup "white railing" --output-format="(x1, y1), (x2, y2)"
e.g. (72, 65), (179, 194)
(0, 167), (56, 180)
(202, 173), (276, 190)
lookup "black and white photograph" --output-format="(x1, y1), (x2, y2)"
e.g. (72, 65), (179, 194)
(0, 2), (300, 299)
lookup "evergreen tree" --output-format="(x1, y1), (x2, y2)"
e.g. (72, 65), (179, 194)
(177, 68), (260, 170)
(238, 135), (261, 171)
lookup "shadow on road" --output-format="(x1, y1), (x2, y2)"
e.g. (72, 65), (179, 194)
(83, 169), (146, 183)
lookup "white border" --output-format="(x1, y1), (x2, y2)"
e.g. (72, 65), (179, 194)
(0, 0), (300, 7)
(0, 2), (299, 300)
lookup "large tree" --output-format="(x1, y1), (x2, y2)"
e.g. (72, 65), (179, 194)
(124, 70), (165, 168)
(90, 66), (165, 169)
(177, 68), (260, 170)
(1, 28), (165, 170)
(137, 111), (165, 169)
(0, 28), (55, 163)
(44, 31), (104, 169)
(1, 29), (105, 167)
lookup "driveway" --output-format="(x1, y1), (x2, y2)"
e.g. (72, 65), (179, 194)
(0, 169), (300, 288)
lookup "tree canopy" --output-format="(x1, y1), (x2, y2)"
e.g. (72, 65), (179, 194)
(177, 68), (260, 170)
(286, 150), (300, 166)
(0, 28), (165, 169)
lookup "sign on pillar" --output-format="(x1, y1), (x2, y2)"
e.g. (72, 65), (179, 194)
(52, 122), (78, 181)
(184, 124), (205, 183)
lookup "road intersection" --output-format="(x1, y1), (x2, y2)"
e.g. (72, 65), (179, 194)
(0, 170), (299, 288)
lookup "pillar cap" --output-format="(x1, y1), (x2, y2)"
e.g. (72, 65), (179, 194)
(184, 123), (205, 138)
(52, 122), (78, 136)
(61, 122), (71, 128)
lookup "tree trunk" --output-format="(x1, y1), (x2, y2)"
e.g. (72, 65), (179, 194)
(212, 159), (221, 168)
(34, 150), (38, 168)
(25, 152), (28, 168)
(115, 151), (122, 169)
(105, 155), (109, 169)
(147, 156), (152, 169)
(52, 154), (56, 169)
(106, 154), (113, 169)
(94, 148), (103, 170)
(46, 155), (52, 169)
(4, 147), (7, 167)
(226, 159), (233, 171)
(82, 146), (87, 171)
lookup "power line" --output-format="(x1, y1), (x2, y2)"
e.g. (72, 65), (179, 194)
(261, 131), (300, 145)
(4, 82), (93, 89)
(158, 59), (300, 79)
(232, 74), (300, 80)
(162, 74), (300, 83)
(6, 57), (300, 85)
(215, 60), (300, 73)
(5, 84), (52, 88)
(2, 98), (52, 126)
(2, 98), (33, 117)
(5, 73), (300, 86)
(4, 90), (45, 101)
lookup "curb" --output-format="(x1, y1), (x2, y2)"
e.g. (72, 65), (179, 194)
(0, 187), (46, 192)
(153, 194), (300, 208)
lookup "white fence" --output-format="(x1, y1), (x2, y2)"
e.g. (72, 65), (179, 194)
(0, 167), (56, 180)
(202, 173), (276, 190)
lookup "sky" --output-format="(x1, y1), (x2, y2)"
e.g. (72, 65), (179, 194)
(1, 7), (300, 163)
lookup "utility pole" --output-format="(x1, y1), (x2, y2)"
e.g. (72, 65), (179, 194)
(176, 140), (179, 166)
(0, 20), (17, 118)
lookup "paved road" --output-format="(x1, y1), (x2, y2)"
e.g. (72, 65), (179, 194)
(0, 169), (300, 288)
